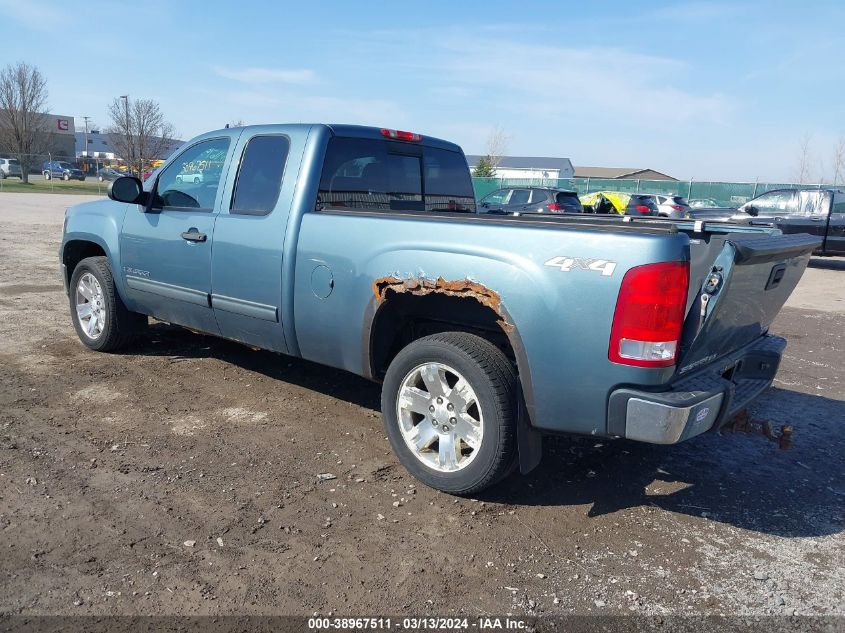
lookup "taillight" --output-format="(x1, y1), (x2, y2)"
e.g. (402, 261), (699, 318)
(608, 261), (689, 367)
(670, 204), (684, 212)
(546, 202), (563, 211)
(635, 205), (651, 214)
(380, 128), (422, 142)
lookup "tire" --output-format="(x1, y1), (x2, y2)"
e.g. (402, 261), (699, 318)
(44, 172), (51, 180)
(382, 332), (518, 495)
(69, 256), (146, 352)
(98, 176), (104, 182)
(63, 173), (69, 181)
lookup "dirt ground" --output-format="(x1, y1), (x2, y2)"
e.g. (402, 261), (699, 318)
(0, 193), (843, 617)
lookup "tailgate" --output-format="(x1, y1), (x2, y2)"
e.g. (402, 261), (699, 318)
(676, 232), (821, 375)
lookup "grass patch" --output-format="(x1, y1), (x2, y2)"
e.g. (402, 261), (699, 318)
(0, 178), (107, 195)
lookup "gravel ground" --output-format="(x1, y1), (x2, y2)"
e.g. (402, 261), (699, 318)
(0, 193), (843, 617)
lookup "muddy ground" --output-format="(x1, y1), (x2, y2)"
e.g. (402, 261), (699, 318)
(0, 193), (842, 617)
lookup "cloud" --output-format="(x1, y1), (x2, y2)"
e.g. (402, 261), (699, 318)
(648, 1), (744, 22)
(399, 33), (736, 129)
(0, 0), (72, 31)
(223, 91), (283, 108)
(212, 66), (317, 84)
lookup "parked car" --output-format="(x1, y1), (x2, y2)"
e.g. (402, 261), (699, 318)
(580, 191), (659, 216)
(648, 194), (691, 218)
(60, 123), (819, 494)
(732, 188), (845, 256)
(478, 187), (583, 214)
(175, 171), (203, 185)
(685, 207), (736, 221)
(96, 168), (128, 182)
(42, 160), (85, 181)
(0, 157), (22, 179)
(689, 198), (722, 208)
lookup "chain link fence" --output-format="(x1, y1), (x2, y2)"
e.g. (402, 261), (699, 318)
(3, 149), (842, 207)
(472, 177), (844, 208)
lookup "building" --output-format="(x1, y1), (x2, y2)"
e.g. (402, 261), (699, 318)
(465, 155), (574, 180)
(75, 129), (183, 164)
(573, 166), (677, 181)
(0, 111), (76, 160)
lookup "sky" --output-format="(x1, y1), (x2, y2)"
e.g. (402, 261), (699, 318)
(1, 0), (843, 182)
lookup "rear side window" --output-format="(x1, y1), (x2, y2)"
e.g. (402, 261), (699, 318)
(318, 137), (475, 213)
(833, 192), (845, 215)
(556, 191), (579, 203)
(510, 189), (530, 204)
(529, 190), (550, 204)
(230, 135), (290, 216)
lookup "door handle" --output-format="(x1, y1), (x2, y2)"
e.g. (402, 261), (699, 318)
(181, 229), (207, 242)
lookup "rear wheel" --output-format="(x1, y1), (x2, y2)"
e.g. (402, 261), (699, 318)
(62, 173), (70, 181)
(69, 256), (146, 352)
(44, 172), (51, 180)
(382, 332), (518, 495)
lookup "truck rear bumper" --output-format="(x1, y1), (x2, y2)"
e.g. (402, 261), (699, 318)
(607, 335), (786, 444)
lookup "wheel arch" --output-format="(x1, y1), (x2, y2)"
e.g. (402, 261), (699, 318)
(363, 280), (537, 432)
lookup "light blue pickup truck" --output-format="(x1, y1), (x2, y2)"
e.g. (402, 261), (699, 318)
(60, 124), (820, 494)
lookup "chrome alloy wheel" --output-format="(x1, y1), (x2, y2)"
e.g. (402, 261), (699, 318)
(75, 272), (106, 339)
(396, 362), (484, 472)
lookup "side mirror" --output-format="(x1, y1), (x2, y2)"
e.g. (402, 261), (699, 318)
(744, 204), (758, 216)
(108, 176), (148, 205)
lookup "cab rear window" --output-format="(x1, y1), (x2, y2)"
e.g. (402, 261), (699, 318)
(318, 137), (476, 213)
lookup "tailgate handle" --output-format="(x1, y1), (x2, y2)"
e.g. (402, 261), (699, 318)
(765, 263), (787, 290)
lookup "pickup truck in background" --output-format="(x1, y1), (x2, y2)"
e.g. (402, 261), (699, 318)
(60, 124), (820, 494)
(732, 188), (845, 256)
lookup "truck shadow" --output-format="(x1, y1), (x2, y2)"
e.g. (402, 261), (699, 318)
(131, 324), (844, 539)
(809, 256), (845, 271)
(487, 388), (845, 538)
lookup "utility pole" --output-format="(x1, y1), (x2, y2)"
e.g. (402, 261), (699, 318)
(120, 95), (131, 175)
(82, 116), (91, 174)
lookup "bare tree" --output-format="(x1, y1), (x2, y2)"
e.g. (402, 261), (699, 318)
(0, 62), (49, 183)
(830, 134), (845, 185)
(485, 125), (510, 170)
(793, 132), (814, 184)
(106, 96), (175, 176)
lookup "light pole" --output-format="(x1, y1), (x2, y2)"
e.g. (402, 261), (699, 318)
(120, 95), (131, 175)
(82, 116), (91, 175)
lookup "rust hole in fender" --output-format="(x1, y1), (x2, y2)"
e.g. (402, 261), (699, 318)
(372, 275), (513, 332)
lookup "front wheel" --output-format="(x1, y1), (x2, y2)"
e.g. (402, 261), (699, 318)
(62, 173), (70, 181)
(44, 172), (51, 180)
(382, 332), (518, 495)
(69, 256), (146, 352)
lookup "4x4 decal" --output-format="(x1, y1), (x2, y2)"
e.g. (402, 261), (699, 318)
(544, 256), (617, 277)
